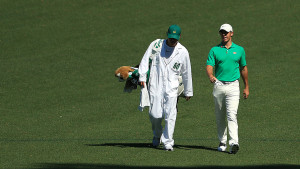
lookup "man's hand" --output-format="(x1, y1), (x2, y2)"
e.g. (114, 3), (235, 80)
(140, 81), (146, 88)
(209, 76), (217, 83)
(243, 88), (249, 99)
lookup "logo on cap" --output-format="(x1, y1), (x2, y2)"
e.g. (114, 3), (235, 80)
(167, 25), (181, 40)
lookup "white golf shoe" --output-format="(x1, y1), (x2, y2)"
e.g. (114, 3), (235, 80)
(163, 144), (174, 151)
(217, 143), (227, 152)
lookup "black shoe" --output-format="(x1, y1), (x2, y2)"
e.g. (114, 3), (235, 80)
(152, 137), (160, 147)
(229, 144), (239, 154)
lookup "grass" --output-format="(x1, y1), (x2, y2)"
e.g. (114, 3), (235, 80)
(0, 0), (299, 169)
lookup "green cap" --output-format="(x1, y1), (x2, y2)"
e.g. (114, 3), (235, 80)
(167, 25), (181, 40)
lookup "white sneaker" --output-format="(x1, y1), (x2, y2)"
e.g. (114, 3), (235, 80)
(229, 144), (239, 154)
(152, 137), (160, 147)
(163, 144), (174, 151)
(217, 143), (227, 152)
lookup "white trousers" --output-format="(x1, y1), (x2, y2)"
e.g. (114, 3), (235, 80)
(213, 80), (240, 146)
(149, 96), (178, 147)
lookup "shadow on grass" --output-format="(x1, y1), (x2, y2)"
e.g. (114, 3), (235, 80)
(85, 143), (220, 152)
(32, 163), (300, 169)
(85, 143), (153, 149)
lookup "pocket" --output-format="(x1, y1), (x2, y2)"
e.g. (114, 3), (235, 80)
(214, 80), (223, 86)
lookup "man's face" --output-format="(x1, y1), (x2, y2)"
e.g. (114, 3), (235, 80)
(219, 30), (233, 43)
(167, 38), (178, 47)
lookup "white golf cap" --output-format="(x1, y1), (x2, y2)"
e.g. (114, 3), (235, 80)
(219, 23), (233, 32)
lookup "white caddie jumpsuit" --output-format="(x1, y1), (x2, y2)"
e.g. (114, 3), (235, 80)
(139, 39), (193, 147)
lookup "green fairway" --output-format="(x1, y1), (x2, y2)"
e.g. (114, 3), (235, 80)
(0, 0), (299, 168)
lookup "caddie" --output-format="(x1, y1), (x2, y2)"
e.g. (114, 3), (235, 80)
(138, 25), (193, 151)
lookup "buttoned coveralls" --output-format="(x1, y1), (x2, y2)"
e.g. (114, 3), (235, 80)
(139, 39), (193, 147)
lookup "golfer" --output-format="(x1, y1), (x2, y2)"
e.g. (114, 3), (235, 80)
(206, 23), (249, 154)
(139, 25), (193, 151)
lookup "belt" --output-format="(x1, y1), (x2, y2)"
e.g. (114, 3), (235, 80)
(220, 80), (238, 85)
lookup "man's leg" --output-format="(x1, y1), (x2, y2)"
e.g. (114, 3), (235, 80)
(226, 81), (240, 146)
(149, 115), (163, 141)
(161, 96), (178, 149)
(149, 96), (163, 146)
(213, 85), (227, 145)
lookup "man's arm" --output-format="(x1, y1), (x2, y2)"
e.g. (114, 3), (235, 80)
(240, 66), (249, 99)
(181, 50), (193, 101)
(138, 41), (154, 87)
(206, 65), (216, 83)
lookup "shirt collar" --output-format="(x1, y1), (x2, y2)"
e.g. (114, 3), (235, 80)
(219, 42), (236, 49)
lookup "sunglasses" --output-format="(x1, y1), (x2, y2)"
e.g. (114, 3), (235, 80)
(219, 30), (229, 35)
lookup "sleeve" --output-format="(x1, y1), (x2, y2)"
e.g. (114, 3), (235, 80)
(206, 48), (215, 66)
(138, 41), (154, 82)
(239, 47), (247, 67)
(181, 50), (193, 97)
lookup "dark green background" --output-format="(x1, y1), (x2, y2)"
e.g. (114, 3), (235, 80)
(0, 0), (299, 168)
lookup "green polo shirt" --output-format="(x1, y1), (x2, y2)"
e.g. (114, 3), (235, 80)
(206, 42), (247, 82)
